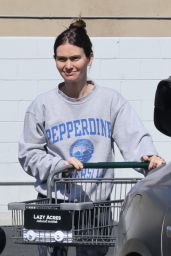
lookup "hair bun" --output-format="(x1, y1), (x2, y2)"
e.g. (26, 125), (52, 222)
(69, 19), (86, 30)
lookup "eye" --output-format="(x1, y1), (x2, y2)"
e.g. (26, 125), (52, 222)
(56, 56), (67, 62)
(70, 56), (81, 62)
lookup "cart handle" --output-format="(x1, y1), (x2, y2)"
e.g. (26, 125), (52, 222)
(47, 161), (149, 198)
(83, 161), (149, 169)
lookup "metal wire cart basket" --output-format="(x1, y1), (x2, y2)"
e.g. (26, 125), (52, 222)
(8, 162), (147, 249)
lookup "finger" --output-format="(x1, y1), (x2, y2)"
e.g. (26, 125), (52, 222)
(142, 155), (150, 161)
(66, 157), (83, 170)
(155, 158), (166, 168)
(148, 161), (155, 170)
(148, 156), (165, 170)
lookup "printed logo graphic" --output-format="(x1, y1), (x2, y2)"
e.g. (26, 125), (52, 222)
(70, 139), (94, 162)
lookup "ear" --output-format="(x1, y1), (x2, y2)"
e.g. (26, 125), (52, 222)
(87, 52), (94, 66)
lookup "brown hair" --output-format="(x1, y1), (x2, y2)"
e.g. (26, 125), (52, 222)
(54, 19), (93, 59)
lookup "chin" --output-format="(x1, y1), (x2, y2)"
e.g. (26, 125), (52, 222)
(65, 77), (80, 83)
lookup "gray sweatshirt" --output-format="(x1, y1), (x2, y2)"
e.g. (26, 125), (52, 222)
(18, 84), (158, 201)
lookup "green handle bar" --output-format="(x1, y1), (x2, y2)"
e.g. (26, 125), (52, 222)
(83, 161), (149, 169)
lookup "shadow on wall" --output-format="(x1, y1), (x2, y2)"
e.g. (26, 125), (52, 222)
(0, 227), (6, 254)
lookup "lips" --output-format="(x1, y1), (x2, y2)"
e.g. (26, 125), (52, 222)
(63, 71), (77, 76)
(64, 73), (75, 77)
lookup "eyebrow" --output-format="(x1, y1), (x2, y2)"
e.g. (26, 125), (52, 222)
(56, 55), (81, 59)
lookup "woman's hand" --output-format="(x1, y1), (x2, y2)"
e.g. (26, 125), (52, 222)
(65, 157), (83, 170)
(142, 155), (166, 171)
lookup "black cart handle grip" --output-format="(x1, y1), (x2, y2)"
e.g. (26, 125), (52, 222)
(83, 161), (149, 169)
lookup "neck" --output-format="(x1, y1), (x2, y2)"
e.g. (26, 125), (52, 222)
(61, 80), (94, 99)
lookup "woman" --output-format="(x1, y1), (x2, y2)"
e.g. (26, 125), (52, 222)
(18, 19), (165, 256)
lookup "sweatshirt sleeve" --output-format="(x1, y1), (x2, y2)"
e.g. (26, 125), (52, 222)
(111, 95), (158, 161)
(18, 110), (65, 181)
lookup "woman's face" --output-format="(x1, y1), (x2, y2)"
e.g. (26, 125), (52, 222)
(55, 43), (93, 83)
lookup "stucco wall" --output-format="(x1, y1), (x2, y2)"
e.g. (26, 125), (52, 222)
(0, 0), (171, 36)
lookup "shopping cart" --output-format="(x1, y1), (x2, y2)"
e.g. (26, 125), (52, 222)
(8, 162), (148, 251)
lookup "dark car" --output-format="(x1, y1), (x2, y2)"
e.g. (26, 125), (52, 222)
(0, 227), (6, 254)
(116, 77), (171, 256)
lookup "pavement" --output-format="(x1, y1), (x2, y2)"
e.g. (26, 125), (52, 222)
(0, 226), (115, 256)
(1, 226), (37, 256)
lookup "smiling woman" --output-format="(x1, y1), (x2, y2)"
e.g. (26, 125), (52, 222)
(56, 45), (91, 78)
(18, 18), (165, 256)
(53, 19), (93, 98)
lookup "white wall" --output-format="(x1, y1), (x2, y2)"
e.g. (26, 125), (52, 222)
(0, 37), (171, 224)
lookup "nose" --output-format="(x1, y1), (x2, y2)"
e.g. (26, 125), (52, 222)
(65, 59), (73, 70)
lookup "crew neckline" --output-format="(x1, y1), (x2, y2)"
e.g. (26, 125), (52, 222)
(57, 82), (97, 104)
